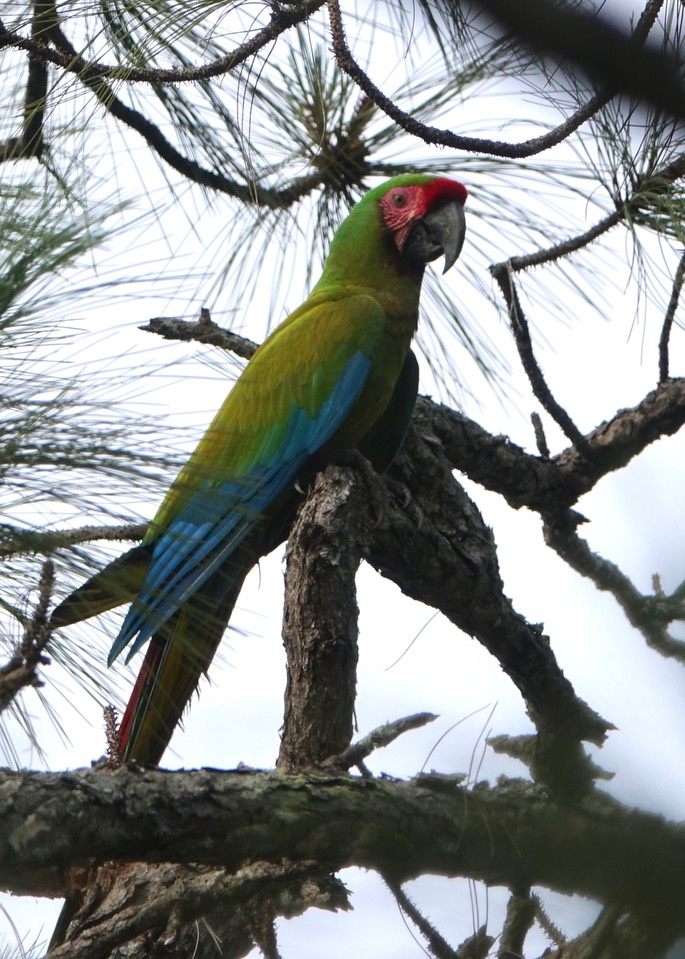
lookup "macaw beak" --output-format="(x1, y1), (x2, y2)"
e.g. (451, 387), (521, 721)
(404, 199), (466, 273)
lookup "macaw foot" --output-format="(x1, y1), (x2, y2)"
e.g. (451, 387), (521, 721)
(385, 474), (423, 530)
(327, 447), (374, 473)
(329, 448), (391, 526)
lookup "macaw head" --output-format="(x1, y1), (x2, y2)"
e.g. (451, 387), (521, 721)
(320, 174), (467, 286)
(377, 175), (467, 273)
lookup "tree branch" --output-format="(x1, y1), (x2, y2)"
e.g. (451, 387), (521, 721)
(278, 462), (374, 769)
(0, 560), (54, 710)
(420, 378), (685, 511)
(543, 510), (685, 663)
(47, 858), (348, 959)
(324, 712), (438, 773)
(140, 314), (685, 520)
(327, 0), (673, 158)
(659, 248), (685, 383)
(0, 0), (49, 162)
(0, 2), (325, 85)
(1, 6), (328, 206)
(384, 876), (493, 959)
(491, 149), (685, 279)
(0, 522), (146, 561)
(375, 422), (611, 749)
(491, 264), (588, 450)
(498, 888), (535, 959)
(142, 312), (259, 360)
(3, 765), (685, 925)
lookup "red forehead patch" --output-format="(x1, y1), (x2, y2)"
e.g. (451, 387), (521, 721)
(423, 176), (468, 207)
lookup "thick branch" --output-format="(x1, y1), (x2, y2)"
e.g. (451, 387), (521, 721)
(47, 858), (348, 959)
(142, 314), (685, 517)
(251, 445), (608, 757)
(375, 425), (610, 747)
(3, 766), (685, 924)
(553, 378), (685, 491)
(278, 463), (373, 768)
(419, 378), (685, 511)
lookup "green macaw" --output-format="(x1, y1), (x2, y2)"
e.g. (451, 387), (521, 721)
(51, 174), (467, 764)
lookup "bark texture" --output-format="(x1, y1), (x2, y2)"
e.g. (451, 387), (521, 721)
(278, 463), (373, 769)
(3, 765), (685, 926)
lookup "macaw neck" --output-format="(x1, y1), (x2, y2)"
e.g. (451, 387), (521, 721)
(312, 210), (426, 321)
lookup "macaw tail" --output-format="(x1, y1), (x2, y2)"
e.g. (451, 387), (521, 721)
(117, 563), (247, 765)
(117, 533), (267, 765)
(51, 504), (294, 767)
(50, 545), (153, 629)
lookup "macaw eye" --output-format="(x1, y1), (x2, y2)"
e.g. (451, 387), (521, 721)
(391, 191), (407, 207)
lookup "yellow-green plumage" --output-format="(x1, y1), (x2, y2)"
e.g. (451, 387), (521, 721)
(154, 292), (389, 517)
(51, 173), (467, 764)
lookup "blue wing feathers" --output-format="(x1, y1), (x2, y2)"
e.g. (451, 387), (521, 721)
(110, 350), (373, 663)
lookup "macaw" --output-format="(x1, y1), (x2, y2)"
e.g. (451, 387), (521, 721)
(51, 174), (467, 765)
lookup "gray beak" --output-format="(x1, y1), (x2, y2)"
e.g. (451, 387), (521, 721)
(404, 199), (466, 273)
